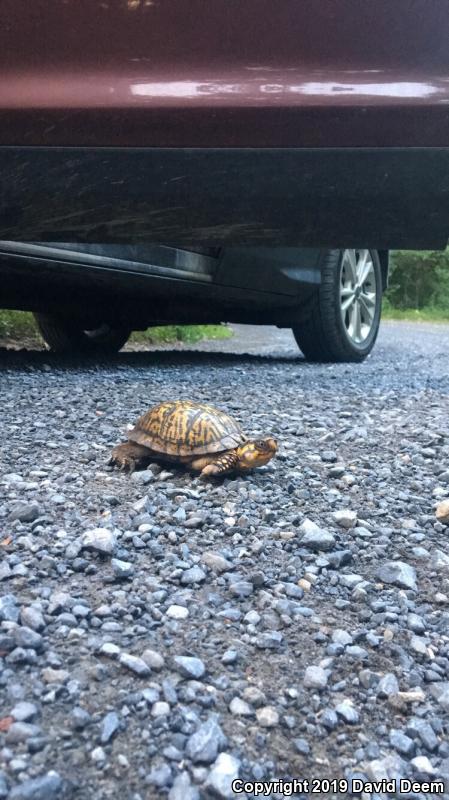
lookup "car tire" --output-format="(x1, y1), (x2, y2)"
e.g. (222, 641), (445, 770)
(34, 314), (131, 354)
(292, 249), (382, 363)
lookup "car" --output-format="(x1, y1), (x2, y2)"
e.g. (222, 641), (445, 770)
(0, 1), (448, 361)
(0, 242), (386, 362)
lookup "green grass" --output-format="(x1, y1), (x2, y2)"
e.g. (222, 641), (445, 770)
(382, 301), (449, 323)
(0, 310), (232, 345)
(0, 310), (39, 338)
(130, 324), (232, 345)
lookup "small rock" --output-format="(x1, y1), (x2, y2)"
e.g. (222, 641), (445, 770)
(70, 707), (92, 730)
(320, 709), (338, 730)
(229, 697), (253, 716)
(377, 673), (400, 697)
(168, 772), (200, 800)
(335, 700), (359, 724)
(229, 581), (253, 598)
(186, 718), (226, 764)
(430, 682), (449, 710)
(173, 655), (206, 679)
(166, 604), (189, 620)
(41, 668), (69, 684)
(411, 755), (435, 774)
(145, 762), (172, 787)
(327, 550), (353, 568)
(293, 738), (311, 755)
(152, 701), (170, 717)
(20, 607), (45, 632)
(407, 613), (425, 634)
(111, 558), (134, 579)
(435, 500), (449, 524)
(366, 754), (405, 782)
(204, 753), (241, 799)
(256, 706), (279, 727)
(410, 635), (429, 656)
(0, 772), (8, 800)
(255, 631), (283, 650)
(332, 629), (353, 647)
(332, 509), (357, 528)
(388, 689), (425, 708)
(201, 552), (233, 573)
(99, 642), (121, 659)
(119, 653), (151, 677)
(11, 702), (39, 722)
(9, 502), (40, 523)
(91, 747), (106, 764)
(299, 520), (335, 552)
(130, 470), (154, 485)
(376, 561), (417, 591)
(142, 649), (165, 670)
(181, 567), (206, 585)
(0, 594), (20, 623)
(8, 771), (63, 800)
(339, 573), (364, 589)
(0, 563), (12, 581)
(6, 723), (42, 744)
(431, 550), (449, 570)
(303, 666), (328, 690)
(389, 729), (416, 756)
(14, 627), (43, 651)
(100, 711), (120, 744)
(222, 650), (238, 665)
(81, 528), (117, 555)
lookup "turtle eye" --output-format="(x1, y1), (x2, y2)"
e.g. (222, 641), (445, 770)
(255, 439), (269, 451)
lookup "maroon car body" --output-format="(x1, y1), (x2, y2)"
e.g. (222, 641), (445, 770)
(0, 0), (449, 248)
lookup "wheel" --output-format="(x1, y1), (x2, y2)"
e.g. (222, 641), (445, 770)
(34, 313), (131, 354)
(292, 249), (382, 363)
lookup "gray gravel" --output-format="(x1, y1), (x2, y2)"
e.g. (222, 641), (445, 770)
(1, 321), (449, 799)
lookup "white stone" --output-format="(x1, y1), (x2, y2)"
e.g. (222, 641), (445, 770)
(81, 527), (116, 555)
(204, 753), (241, 799)
(166, 604), (189, 620)
(256, 706), (279, 727)
(332, 509), (357, 528)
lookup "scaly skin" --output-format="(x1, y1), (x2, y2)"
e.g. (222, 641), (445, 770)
(109, 437), (278, 477)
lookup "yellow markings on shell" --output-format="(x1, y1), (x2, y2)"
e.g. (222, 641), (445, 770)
(133, 400), (244, 455)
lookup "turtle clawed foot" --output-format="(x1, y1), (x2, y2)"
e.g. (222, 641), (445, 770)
(115, 457), (136, 473)
(200, 463), (221, 479)
(109, 450), (136, 474)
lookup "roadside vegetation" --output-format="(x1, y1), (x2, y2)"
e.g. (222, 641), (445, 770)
(0, 311), (231, 346)
(384, 248), (449, 322)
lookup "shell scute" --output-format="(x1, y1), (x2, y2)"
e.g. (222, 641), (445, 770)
(128, 400), (246, 456)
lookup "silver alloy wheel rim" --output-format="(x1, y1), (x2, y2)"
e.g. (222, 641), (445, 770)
(339, 249), (377, 345)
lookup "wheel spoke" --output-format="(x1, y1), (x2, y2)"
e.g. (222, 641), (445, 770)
(343, 249), (357, 283)
(359, 290), (376, 320)
(357, 252), (373, 287)
(355, 301), (363, 341)
(355, 250), (367, 280)
(348, 301), (357, 338)
(341, 292), (356, 313)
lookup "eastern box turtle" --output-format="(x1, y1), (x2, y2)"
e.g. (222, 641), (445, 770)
(110, 400), (277, 477)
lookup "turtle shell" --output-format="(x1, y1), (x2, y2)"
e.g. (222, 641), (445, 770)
(128, 400), (246, 456)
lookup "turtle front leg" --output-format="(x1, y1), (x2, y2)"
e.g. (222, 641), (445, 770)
(191, 450), (239, 478)
(109, 442), (153, 473)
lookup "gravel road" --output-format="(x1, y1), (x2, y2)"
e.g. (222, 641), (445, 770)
(1, 321), (449, 800)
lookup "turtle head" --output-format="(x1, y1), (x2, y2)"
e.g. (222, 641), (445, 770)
(237, 437), (278, 470)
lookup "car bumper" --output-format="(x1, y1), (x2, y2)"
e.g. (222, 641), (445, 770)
(0, 146), (448, 249)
